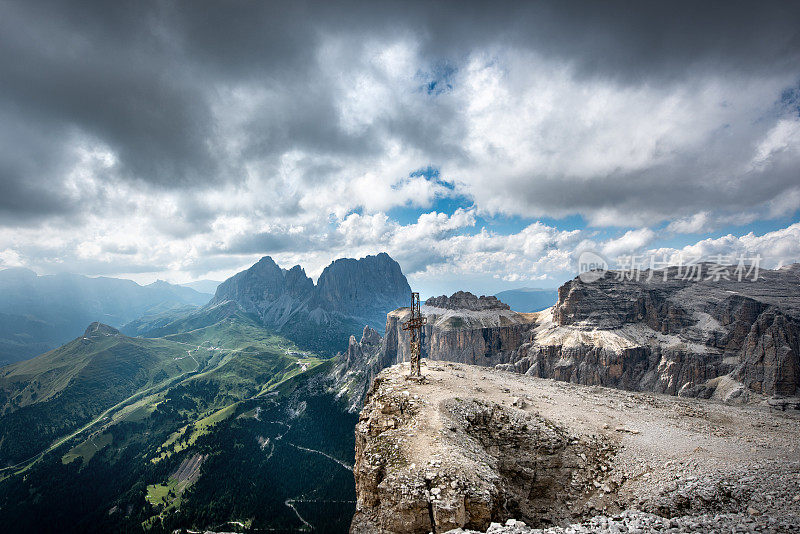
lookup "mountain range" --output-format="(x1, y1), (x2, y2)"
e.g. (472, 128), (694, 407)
(0, 269), (212, 366)
(126, 252), (411, 356)
(0, 252), (411, 533)
(2, 255), (797, 533)
(343, 263), (800, 405)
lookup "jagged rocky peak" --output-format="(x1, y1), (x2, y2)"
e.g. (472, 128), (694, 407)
(345, 325), (383, 368)
(206, 252), (410, 354)
(282, 264), (315, 295)
(316, 252), (411, 316)
(211, 253), (411, 319)
(83, 322), (120, 338)
(359, 324), (382, 346)
(212, 256), (314, 306)
(426, 290), (511, 311)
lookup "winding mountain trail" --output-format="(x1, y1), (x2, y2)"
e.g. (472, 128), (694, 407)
(271, 425), (355, 530)
(287, 442), (354, 472)
(284, 499), (313, 531)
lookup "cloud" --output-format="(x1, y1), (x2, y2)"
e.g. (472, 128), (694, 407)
(651, 223), (800, 269)
(600, 228), (657, 258)
(1, 1), (799, 284)
(667, 212), (712, 234)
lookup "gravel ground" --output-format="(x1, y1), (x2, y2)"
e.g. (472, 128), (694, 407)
(445, 509), (800, 533)
(374, 361), (800, 533)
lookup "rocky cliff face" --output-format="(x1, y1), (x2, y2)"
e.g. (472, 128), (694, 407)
(333, 324), (393, 412)
(385, 303), (535, 368)
(317, 253), (411, 320)
(334, 295), (537, 409)
(349, 266), (800, 403)
(508, 264), (800, 400)
(351, 363), (800, 533)
(210, 253), (411, 354)
(426, 291), (511, 311)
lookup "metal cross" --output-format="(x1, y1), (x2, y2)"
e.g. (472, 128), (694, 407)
(402, 292), (427, 377)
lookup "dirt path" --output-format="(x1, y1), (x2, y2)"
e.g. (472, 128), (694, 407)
(287, 442), (354, 471)
(284, 499), (313, 531)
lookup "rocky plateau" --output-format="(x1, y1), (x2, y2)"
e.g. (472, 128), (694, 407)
(351, 362), (800, 533)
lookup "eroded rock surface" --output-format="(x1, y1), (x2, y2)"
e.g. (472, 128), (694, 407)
(427, 291), (511, 311)
(351, 362), (800, 533)
(511, 264), (800, 400)
(341, 266), (800, 408)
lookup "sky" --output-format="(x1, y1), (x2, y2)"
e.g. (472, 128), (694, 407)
(0, 0), (799, 297)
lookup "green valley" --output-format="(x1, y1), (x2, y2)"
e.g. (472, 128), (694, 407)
(0, 307), (357, 533)
(0, 253), (412, 533)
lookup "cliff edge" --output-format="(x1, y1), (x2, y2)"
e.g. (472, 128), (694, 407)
(351, 362), (800, 533)
(343, 265), (800, 409)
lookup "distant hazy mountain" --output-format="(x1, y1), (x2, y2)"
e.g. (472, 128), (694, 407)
(494, 287), (558, 312)
(131, 253), (412, 355)
(0, 269), (212, 366)
(180, 279), (221, 294)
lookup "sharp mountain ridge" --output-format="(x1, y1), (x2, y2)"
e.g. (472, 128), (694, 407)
(211, 252), (410, 331)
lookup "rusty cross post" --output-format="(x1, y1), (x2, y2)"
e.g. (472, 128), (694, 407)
(402, 292), (427, 378)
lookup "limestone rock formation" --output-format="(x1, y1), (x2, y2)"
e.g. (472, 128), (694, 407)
(385, 303), (536, 368)
(427, 291), (511, 311)
(351, 265), (800, 403)
(333, 292), (537, 410)
(212, 253), (411, 331)
(510, 264), (800, 399)
(333, 325), (393, 412)
(209, 252), (411, 354)
(350, 362), (800, 533)
(317, 253), (411, 320)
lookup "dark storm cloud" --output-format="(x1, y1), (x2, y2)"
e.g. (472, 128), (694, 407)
(0, 0), (798, 222)
(0, 1), (218, 186)
(164, 1), (800, 80)
(0, 110), (78, 221)
(212, 231), (321, 256)
(413, 1), (800, 82)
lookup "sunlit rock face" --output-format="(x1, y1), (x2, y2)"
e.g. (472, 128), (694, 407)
(508, 264), (800, 400)
(351, 265), (800, 403)
(426, 291), (511, 311)
(385, 303), (536, 368)
(350, 362), (800, 533)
